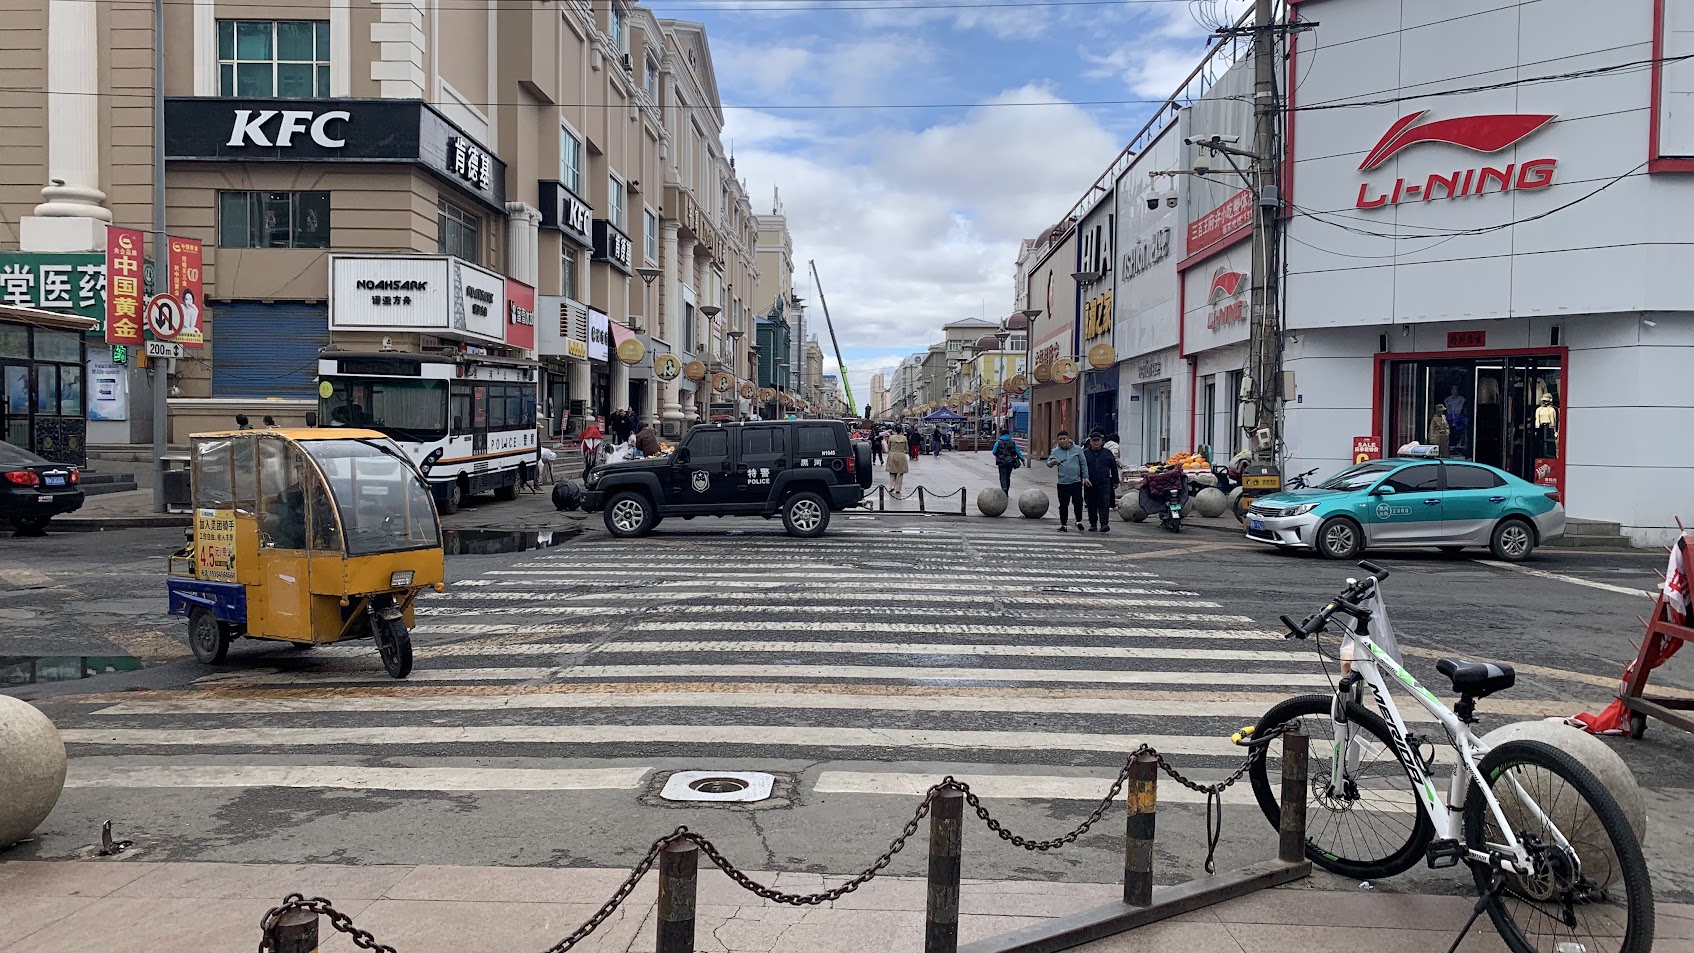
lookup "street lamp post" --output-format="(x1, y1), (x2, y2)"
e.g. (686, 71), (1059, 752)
(726, 329), (745, 421)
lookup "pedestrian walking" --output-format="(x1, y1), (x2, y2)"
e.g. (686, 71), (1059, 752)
(1083, 431), (1120, 532)
(909, 430), (922, 461)
(929, 428), (941, 457)
(1045, 430), (1086, 532)
(609, 408), (635, 445)
(885, 429), (910, 493)
(871, 428), (885, 464)
(235, 414), (252, 430)
(580, 416), (604, 478)
(992, 428), (1023, 493)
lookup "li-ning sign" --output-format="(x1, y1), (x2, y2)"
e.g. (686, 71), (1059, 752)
(1355, 111), (1558, 209)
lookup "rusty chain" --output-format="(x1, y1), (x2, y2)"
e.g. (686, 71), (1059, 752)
(256, 732), (1291, 952)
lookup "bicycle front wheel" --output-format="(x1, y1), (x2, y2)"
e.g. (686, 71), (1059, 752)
(1464, 739), (1653, 953)
(1248, 694), (1434, 879)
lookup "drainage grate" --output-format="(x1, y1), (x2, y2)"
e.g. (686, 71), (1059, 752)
(659, 770), (776, 803)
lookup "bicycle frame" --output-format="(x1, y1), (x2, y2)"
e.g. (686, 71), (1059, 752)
(1316, 579), (1573, 876)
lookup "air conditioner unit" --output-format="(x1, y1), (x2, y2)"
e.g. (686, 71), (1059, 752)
(621, 53), (633, 73)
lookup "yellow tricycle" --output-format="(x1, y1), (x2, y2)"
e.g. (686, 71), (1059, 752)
(166, 428), (445, 678)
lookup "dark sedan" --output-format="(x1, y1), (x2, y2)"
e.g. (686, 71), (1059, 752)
(0, 442), (84, 533)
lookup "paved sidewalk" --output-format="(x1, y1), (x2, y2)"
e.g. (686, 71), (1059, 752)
(8, 858), (1663, 953)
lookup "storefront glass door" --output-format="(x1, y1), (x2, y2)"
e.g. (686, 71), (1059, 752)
(1386, 354), (1561, 484)
(1143, 382), (1172, 461)
(3, 364), (28, 447)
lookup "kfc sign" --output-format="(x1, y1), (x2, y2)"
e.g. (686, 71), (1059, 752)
(226, 109), (350, 148)
(1355, 111), (1558, 209)
(1206, 268), (1249, 331)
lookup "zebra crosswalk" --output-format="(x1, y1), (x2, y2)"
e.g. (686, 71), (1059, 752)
(44, 525), (1569, 811)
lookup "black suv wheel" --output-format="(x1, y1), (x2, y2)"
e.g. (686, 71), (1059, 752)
(781, 491), (830, 538)
(604, 491), (657, 538)
(853, 441), (873, 488)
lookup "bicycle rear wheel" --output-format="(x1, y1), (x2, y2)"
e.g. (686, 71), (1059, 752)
(1463, 739), (1653, 953)
(1248, 694), (1433, 879)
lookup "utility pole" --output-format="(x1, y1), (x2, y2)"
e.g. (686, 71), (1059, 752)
(1248, 0), (1282, 463)
(150, 0), (168, 512)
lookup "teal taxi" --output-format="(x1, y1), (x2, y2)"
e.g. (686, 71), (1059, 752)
(1243, 455), (1565, 561)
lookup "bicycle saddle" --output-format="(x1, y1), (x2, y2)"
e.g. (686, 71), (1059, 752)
(1436, 657), (1516, 697)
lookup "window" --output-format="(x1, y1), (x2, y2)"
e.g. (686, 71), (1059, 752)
(561, 246), (578, 301)
(608, 174), (625, 229)
(560, 129), (582, 193)
(608, 3), (625, 53)
(1445, 464), (1504, 490)
(194, 439), (235, 508)
(645, 56), (659, 98)
(218, 191), (330, 248)
(218, 20), (330, 97)
(438, 199), (481, 263)
(947, 340), (962, 352)
(1006, 335), (1026, 351)
(796, 425), (835, 454)
(1202, 377), (1217, 451)
(1381, 464), (1441, 495)
(687, 428), (728, 459)
(643, 209), (658, 262)
(740, 427), (785, 456)
(683, 302), (695, 352)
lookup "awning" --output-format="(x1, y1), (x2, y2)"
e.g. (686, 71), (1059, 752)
(923, 408), (966, 422)
(0, 304), (99, 333)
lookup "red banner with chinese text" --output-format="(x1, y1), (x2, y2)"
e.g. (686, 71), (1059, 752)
(104, 227), (145, 345)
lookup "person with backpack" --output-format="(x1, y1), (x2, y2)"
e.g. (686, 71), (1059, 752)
(992, 428), (1023, 493)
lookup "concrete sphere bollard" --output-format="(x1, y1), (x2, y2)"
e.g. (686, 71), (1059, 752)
(1194, 486), (1230, 518)
(1017, 489), (1049, 519)
(976, 487), (1008, 517)
(1481, 720), (1645, 838)
(1119, 495), (1147, 523)
(0, 694), (67, 849)
(1226, 486), (1245, 517)
(1190, 471), (1219, 489)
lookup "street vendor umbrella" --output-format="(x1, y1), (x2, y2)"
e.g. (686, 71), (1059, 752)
(923, 407), (966, 422)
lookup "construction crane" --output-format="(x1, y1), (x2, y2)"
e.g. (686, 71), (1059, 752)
(808, 260), (856, 417)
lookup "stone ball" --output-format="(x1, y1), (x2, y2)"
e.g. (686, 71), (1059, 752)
(0, 694), (67, 849)
(1194, 487), (1230, 518)
(1190, 471), (1219, 489)
(1226, 486), (1245, 516)
(976, 487), (1008, 517)
(1119, 496), (1147, 523)
(1017, 489), (1049, 519)
(1481, 720), (1645, 840)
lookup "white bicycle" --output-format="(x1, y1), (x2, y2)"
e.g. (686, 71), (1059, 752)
(1247, 561), (1653, 953)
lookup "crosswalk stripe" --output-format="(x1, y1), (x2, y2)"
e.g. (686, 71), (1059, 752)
(58, 725), (1247, 756)
(64, 764), (652, 791)
(187, 663), (1329, 687)
(431, 591), (1219, 608)
(415, 605), (1235, 621)
(495, 568), (1164, 579)
(407, 623), (1273, 638)
(86, 688), (1571, 722)
(607, 583), (1203, 596)
(638, 620), (1258, 633)
(300, 640), (1292, 662)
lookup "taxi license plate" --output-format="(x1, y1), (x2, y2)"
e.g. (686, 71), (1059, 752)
(44, 475), (65, 486)
(1249, 518), (1265, 531)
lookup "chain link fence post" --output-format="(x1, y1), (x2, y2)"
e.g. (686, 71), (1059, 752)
(1123, 751), (1159, 906)
(917, 486), (927, 512)
(1277, 723), (1308, 865)
(267, 908), (318, 953)
(657, 839), (698, 953)
(925, 787), (965, 953)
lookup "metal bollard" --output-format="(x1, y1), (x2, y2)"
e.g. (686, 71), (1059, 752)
(1122, 752), (1158, 906)
(925, 788), (965, 953)
(656, 839), (698, 953)
(957, 488), (966, 516)
(267, 908), (318, 953)
(917, 486), (927, 512)
(878, 485), (886, 511)
(1278, 724), (1309, 865)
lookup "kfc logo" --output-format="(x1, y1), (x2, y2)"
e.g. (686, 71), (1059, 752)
(1207, 269), (1249, 331)
(1355, 111), (1559, 209)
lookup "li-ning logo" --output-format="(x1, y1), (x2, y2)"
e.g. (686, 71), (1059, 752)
(1355, 111), (1558, 209)
(1207, 269), (1249, 331)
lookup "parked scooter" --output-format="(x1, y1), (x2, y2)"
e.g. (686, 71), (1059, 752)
(1139, 467), (1189, 534)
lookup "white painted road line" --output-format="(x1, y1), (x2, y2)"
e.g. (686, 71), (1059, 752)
(432, 591), (1220, 608)
(188, 663), (1328, 687)
(90, 691), (1568, 720)
(812, 771), (1256, 805)
(1477, 560), (1655, 598)
(64, 765), (652, 792)
(636, 619), (1258, 633)
(306, 640), (1293, 663)
(59, 725), (1246, 756)
(408, 623), (1270, 638)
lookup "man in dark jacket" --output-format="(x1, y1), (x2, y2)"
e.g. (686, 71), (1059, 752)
(635, 424), (662, 457)
(1082, 431), (1120, 532)
(991, 429), (1023, 492)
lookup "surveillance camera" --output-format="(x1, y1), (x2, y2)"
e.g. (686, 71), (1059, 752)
(1193, 153), (1211, 175)
(1165, 194), (1180, 208)
(1146, 195), (1161, 211)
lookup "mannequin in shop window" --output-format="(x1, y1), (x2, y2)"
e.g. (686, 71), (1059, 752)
(1427, 405), (1451, 457)
(1535, 394), (1559, 458)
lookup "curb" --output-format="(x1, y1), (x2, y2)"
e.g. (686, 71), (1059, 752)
(51, 514), (193, 531)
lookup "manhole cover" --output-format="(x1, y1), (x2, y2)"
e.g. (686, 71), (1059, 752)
(659, 770), (776, 803)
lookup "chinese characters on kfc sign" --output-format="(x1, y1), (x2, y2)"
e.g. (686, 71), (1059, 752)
(1186, 189), (1252, 254)
(105, 227), (145, 345)
(1355, 112), (1558, 209)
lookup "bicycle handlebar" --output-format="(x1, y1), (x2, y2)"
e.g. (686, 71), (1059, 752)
(1281, 561), (1390, 640)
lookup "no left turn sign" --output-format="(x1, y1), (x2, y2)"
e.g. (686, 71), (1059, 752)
(146, 293), (185, 340)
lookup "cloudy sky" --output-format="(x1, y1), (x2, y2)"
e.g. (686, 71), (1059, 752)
(678, 0), (1248, 406)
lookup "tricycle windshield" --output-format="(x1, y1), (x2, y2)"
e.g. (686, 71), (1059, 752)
(1318, 462), (1396, 492)
(302, 439), (440, 555)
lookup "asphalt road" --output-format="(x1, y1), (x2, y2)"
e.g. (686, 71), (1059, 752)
(3, 513), (1689, 901)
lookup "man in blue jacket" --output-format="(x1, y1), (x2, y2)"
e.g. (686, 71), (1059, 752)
(1045, 430), (1086, 532)
(1082, 430), (1121, 532)
(991, 428), (1024, 492)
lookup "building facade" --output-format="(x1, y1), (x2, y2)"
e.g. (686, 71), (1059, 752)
(1, 0), (769, 449)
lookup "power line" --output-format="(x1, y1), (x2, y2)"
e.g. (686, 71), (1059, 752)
(1287, 238), (1694, 279)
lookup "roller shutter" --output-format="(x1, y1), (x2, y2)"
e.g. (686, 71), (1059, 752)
(211, 302), (329, 399)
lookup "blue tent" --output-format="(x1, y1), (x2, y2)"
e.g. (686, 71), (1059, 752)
(923, 408), (966, 422)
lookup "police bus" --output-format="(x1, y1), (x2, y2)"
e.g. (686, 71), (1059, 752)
(317, 349), (539, 513)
